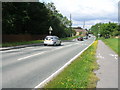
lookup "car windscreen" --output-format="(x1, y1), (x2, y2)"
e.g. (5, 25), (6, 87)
(45, 37), (53, 40)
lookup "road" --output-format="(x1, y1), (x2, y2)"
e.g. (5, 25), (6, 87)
(1, 36), (95, 88)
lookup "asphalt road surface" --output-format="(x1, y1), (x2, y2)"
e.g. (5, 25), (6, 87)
(1, 36), (95, 88)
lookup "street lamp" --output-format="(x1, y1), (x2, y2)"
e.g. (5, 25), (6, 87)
(70, 14), (72, 37)
(98, 26), (100, 38)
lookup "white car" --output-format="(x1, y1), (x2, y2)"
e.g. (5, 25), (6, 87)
(44, 36), (61, 46)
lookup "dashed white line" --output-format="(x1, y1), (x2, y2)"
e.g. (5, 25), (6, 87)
(17, 43), (80, 61)
(18, 52), (46, 61)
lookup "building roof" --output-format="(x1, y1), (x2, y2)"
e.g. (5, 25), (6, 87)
(73, 28), (87, 32)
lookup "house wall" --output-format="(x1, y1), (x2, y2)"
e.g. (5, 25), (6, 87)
(76, 32), (80, 36)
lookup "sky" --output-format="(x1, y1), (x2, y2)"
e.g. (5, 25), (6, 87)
(39, 0), (119, 29)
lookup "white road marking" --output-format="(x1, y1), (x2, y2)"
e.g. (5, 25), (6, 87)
(34, 37), (96, 88)
(109, 54), (118, 60)
(18, 52), (46, 61)
(109, 54), (118, 57)
(17, 43), (81, 61)
(97, 53), (105, 59)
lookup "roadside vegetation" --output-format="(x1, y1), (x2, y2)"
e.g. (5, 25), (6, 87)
(1, 40), (43, 47)
(2, 2), (72, 38)
(90, 22), (120, 38)
(90, 22), (119, 56)
(44, 41), (99, 88)
(101, 38), (119, 56)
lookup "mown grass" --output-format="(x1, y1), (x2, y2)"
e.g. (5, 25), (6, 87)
(101, 38), (119, 56)
(44, 41), (99, 88)
(1, 40), (43, 47)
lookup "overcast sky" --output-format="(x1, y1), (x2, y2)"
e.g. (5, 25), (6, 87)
(39, 0), (119, 29)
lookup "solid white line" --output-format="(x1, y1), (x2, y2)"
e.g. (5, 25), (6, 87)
(34, 37), (96, 88)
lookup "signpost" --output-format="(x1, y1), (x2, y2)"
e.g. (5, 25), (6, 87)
(49, 26), (53, 35)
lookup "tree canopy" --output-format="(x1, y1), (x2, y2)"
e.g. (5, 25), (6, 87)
(2, 2), (72, 38)
(90, 22), (120, 38)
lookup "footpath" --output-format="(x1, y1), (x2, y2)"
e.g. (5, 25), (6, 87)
(95, 40), (118, 88)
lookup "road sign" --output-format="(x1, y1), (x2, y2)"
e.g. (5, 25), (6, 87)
(49, 26), (53, 31)
(49, 26), (53, 35)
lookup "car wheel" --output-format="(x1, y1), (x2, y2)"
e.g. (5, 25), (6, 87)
(58, 43), (61, 46)
(53, 42), (56, 46)
(44, 44), (47, 46)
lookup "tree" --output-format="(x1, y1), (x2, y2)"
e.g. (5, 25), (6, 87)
(45, 2), (71, 37)
(2, 2), (72, 38)
(90, 22), (119, 38)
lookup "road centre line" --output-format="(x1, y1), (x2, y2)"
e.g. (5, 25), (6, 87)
(17, 52), (46, 61)
(17, 43), (80, 61)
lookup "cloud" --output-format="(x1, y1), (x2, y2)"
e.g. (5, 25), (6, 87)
(40, 0), (119, 29)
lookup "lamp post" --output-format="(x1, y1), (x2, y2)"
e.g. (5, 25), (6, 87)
(49, 26), (53, 35)
(98, 26), (100, 38)
(70, 14), (72, 37)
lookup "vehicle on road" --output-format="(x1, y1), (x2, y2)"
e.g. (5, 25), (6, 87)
(77, 37), (83, 41)
(83, 36), (88, 39)
(44, 36), (61, 46)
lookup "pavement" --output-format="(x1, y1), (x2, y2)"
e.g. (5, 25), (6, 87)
(95, 40), (118, 88)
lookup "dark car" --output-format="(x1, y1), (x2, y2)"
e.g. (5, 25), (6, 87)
(77, 37), (83, 41)
(105, 35), (110, 39)
(83, 36), (88, 39)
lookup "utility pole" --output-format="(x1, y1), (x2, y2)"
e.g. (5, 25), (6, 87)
(70, 14), (72, 37)
(83, 20), (85, 29)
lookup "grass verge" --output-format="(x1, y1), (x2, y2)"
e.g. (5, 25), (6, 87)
(101, 38), (119, 56)
(1, 36), (80, 47)
(1, 40), (43, 47)
(44, 41), (99, 88)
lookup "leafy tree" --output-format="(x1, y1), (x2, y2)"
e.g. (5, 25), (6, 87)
(2, 2), (72, 38)
(90, 22), (119, 38)
(45, 2), (71, 37)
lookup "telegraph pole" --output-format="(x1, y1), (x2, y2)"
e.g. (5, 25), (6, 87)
(83, 20), (85, 29)
(70, 14), (72, 37)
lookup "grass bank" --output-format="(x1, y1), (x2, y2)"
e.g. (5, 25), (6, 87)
(1, 40), (43, 47)
(44, 41), (99, 88)
(101, 38), (119, 56)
